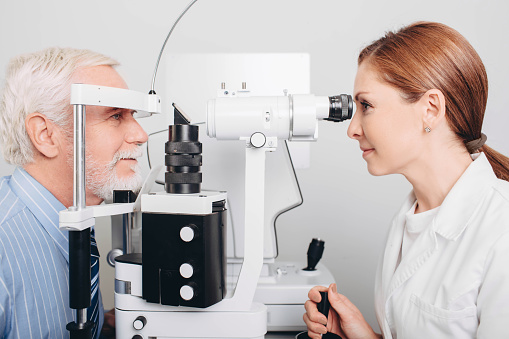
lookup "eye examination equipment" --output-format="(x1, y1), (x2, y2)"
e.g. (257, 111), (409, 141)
(60, 82), (352, 338)
(59, 84), (162, 338)
(58, 1), (353, 338)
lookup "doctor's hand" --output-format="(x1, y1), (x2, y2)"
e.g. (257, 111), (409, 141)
(303, 284), (382, 339)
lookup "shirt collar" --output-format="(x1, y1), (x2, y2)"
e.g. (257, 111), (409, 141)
(9, 167), (70, 262)
(433, 152), (497, 240)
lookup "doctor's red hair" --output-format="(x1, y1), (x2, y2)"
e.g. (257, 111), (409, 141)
(358, 21), (509, 181)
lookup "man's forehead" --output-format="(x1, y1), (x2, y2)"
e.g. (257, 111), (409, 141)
(72, 65), (128, 90)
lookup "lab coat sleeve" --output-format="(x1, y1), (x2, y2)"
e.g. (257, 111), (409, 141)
(477, 231), (509, 337)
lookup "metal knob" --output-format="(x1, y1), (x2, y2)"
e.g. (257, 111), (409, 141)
(133, 316), (146, 330)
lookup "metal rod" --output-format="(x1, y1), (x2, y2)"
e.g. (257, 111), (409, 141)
(122, 213), (133, 254)
(77, 309), (87, 327)
(69, 104), (90, 337)
(150, 0), (198, 92)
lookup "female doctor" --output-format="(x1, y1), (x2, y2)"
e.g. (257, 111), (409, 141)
(303, 21), (509, 339)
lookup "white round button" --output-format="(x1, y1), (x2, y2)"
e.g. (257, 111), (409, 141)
(180, 263), (194, 278)
(180, 285), (195, 301)
(133, 316), (146, 330)
(180, 226), (195, 242)
(250, 132), (266, 148)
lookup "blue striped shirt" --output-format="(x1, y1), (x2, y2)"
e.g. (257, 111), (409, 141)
(0, 168), (104, 338)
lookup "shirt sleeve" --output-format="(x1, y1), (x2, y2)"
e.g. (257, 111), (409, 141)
(477, 231), (509, 337)
(0, 262), (11, 336)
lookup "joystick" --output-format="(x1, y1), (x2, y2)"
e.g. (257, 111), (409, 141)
(295, 291), (342, 339)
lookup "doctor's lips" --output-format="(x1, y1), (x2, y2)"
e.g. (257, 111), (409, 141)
(360, 146), (374, 156)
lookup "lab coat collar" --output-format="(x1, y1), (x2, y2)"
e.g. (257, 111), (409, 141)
(433, 152), (497, 241)
(379, 152), (497, 326)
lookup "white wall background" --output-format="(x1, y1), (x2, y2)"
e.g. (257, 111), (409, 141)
(1, 0), (508, 331)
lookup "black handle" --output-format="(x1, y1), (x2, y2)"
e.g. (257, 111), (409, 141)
(317, 291), (331, 318)
(319, 291), (343, 339)
(296, 291), (342, 339)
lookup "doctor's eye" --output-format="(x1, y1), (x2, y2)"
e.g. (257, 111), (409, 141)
(360, 101), (372, 112)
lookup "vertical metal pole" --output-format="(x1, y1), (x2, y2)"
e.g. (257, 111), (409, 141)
(113, 190), (137, 255)
(74, 104), (86, 210)
(122, 213), (133, 254)
(67, 104), (92, 338)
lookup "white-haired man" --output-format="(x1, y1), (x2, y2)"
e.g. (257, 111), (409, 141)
(0, 47), (148, 338)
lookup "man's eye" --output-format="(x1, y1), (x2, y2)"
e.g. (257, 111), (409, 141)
(111, 114), (121, 120)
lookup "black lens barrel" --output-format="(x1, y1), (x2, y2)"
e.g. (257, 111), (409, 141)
(327, 94), (353, 122)
(165, 124), (202, 194)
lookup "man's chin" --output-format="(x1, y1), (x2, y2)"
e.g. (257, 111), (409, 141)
(88, 174), (143, 203)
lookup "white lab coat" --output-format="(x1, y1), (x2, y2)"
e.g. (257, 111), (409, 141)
(374, 152), (509, 338)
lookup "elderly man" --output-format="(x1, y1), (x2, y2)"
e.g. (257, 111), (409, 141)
(0, 47), (148, 338)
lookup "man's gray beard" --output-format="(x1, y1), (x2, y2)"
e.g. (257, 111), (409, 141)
(67, 146), (144, 203)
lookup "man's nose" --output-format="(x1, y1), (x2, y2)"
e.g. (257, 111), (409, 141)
(125, 117), (148, 144)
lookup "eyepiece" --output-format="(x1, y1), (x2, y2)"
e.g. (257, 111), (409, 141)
(326, 94), (353, 122)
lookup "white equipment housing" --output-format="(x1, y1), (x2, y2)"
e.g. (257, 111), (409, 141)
(62, 54), (338, 338)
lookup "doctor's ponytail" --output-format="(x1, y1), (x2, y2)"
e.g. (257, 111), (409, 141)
(358, 21), (509, 181)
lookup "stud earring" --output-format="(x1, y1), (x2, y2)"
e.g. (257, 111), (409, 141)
(424, 126), (431, 133)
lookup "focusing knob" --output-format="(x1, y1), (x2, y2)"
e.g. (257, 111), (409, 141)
(250, 132), (266, 148)
(133, 316), (147, 330)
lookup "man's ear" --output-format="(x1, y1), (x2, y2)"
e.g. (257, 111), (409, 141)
(420, 89), (446, 131)
(25, 113), (61, 158)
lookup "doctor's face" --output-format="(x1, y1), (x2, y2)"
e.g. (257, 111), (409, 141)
(347, 61), (424, 176)
(67, 65), (148, 204)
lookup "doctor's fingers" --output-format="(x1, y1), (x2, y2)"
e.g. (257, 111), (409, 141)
(303, 312), (327, 337)
(328, 290), (363, 320)
(304, 299), (328, 325)
(328, 285), (377, 337)
(308, 285), (329, 303)
(327, 307), (348, 339)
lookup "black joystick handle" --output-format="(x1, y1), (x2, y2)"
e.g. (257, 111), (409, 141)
(318, 291), (343, 339)
(304, 238), (324, 271)
(317, 291), (331, 318)
(295, 291), (342, 339)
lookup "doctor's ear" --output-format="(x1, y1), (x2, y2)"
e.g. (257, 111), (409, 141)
(25, 113), (63, 158)
(420, 89), (446, 131)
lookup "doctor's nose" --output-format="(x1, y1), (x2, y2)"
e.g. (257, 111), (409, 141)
(347, 110), (363, 140)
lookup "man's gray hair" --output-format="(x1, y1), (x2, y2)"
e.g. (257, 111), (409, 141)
(0, 47), (119, 166)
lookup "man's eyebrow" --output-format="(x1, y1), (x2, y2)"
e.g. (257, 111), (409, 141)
(104, 107), (122, 114)
(104, 107), (137, 115)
